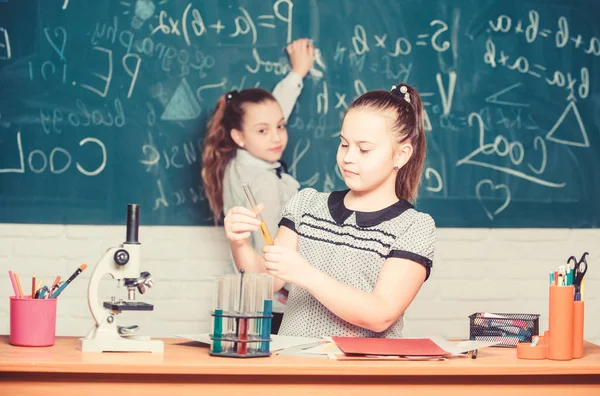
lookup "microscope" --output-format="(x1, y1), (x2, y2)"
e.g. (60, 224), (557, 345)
(81, 204), (164, 353)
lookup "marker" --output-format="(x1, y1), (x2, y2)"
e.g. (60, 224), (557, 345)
(51, 264), (88, 298)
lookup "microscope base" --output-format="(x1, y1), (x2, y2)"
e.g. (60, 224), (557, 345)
(81, 322), (164, 353)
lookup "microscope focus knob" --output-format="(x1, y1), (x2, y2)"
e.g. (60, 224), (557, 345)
(114, 249), (130, 265)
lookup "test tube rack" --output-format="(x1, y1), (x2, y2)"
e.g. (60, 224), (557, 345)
(210, 271), (274, 358)
(209, 311), (273, 358)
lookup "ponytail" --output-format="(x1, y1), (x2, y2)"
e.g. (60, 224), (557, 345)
(201, 95), (236, 223)
(394, 84), (425, 202)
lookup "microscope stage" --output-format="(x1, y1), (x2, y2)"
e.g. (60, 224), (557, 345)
(103, 301), (154, 311)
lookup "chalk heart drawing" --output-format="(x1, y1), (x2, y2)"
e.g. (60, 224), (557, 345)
(43, 27), (67, 61)
(475, 179), (511, 221)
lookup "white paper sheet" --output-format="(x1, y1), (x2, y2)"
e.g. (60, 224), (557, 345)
(174, 333), (321, 352)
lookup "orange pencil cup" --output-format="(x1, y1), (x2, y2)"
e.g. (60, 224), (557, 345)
(572, 301), (584, 359)
(547, 285), (574, 360)
(9, 296), (57, 347)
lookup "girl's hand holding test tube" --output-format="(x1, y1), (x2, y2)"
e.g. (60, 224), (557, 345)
(224, 183), (315, 286)
(262, 242), (315, 286)
(224, 184), (273, 246)
(223, 205), (263, 244)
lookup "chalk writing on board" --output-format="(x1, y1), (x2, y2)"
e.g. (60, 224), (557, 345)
(39, 98), (126, 134)
(456, 112), (565, 189)
(489, 10), (600, 56)
(349, 20), (451, 58)
(476, 179), (511, 221)
(0, 132), (106, 176)
(149, 0), (293, 45)
(424, 168), (443, 193)
(0, 26), (11, 60)
(140, 138), (202, 172)
(152, 178), (205, 211)
(196, 78), (227, 101)
(484, 38), (589, 101)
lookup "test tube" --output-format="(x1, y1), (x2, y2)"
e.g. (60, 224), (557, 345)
(236, 270), (248, 355)
(240, 273), (256, 354)
(226, 274), (238, 353)
(211, 276), (224, 353)
(241, 183), (274, 245)
(260, 274), (274, 353)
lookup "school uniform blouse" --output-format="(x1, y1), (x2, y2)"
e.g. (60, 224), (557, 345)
(277, 188), (436, 338)
(222, 71), (303, 312)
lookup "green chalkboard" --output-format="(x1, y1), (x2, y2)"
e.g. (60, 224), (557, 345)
(0, 0), (599, 227)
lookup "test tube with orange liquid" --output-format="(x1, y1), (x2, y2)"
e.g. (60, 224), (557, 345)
(241, 183), (274, 246)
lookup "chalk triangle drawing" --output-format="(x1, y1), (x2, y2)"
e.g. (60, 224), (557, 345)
(545, 101), (589, 148)
(484, 82), (529, 107)
(161, 78), (202, 121)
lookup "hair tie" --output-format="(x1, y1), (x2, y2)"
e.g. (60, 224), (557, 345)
(225, 90), (238, 104)
(391, 85), (411, 103)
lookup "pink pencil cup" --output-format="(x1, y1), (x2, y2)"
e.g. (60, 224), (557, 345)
(10, 296), (57, 347)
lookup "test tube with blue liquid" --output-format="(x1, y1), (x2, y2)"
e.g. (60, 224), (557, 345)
(211, 276), (225, 353)
(260, 274), (274, 353)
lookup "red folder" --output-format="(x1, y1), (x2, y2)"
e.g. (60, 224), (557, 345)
(332, 337), (450, 357)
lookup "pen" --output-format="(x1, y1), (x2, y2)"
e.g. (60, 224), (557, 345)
(51, 264), (88, 298)
(8, 270), (18, 297)
(31, 273), (36, 299)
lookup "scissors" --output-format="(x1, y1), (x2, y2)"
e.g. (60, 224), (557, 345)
(567, 252), (588, 292)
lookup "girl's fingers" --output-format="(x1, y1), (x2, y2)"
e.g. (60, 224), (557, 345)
(227, 206), (258, 218)
(262, 245), (283, 254)
(227, 231), (251, 241)
(265, 261), (280, 273)
(263, 252), (281, 262)
(227, 213), (261, 227)
(229, 222), (259, 233)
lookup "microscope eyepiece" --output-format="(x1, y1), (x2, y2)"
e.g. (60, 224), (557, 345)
(126, 204), (140, 244)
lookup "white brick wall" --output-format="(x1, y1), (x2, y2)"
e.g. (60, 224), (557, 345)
(0, 224), (598, 346)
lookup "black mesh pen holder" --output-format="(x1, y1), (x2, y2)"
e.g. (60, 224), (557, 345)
(469, 312), (540, 348)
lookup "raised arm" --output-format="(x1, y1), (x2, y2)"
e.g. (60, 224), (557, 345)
(272, 38), (314, 121)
